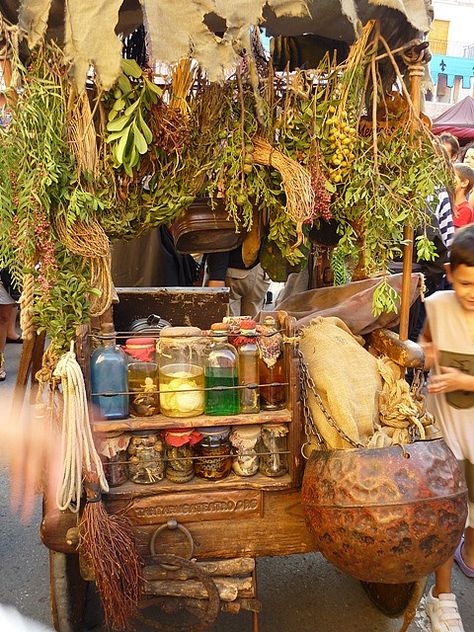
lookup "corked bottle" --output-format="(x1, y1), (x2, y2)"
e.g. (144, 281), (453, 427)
(258, 316), (287, 411)
(90, 323), (129, 420)
(234, 320), (260, 414)
(204, 323), (239, 416)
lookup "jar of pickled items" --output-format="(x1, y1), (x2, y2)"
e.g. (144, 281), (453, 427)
(229, 425), (261, 477)
(127, 432), (165, 484)
(234, 321), (259, 414)
(164, 429), (201, 483)
(159, 327), (205, 418)
(257, 316), (287, 411)
(124, 338), (159, 416)
(204, 324), (239, 416)
(195, 427), (232, 481)
(97, 433), (130, 488)
(257, 424), (289, 477)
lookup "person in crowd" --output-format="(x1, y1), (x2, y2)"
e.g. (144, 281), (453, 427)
(420, 227), (474, 632)
(0, 402), (60, 630)
(0, 273), (19, 381)
(439, 133), (460, 163)
(452, 163), (474, 230)
(461, 143), (474, 208)
(206, 246), (270, 317)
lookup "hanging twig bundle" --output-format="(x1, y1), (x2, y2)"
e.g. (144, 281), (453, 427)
(252, 136), (314, 247)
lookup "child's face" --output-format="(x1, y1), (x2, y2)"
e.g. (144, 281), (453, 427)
(454, 171), (469, 195)
(446, 263), (474, 312)
(464, 148), (474, 170)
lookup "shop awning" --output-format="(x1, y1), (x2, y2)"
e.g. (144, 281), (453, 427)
(1, 0), (433, 88)
(432, 95), (474, 142)
(429, 54), (474, 89)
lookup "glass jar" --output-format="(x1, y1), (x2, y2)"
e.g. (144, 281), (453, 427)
(258, 316), (287, 411)
(230, 425), (261, 477)
(257, 423), (289, 477)
(159, 327), (205, 418)
(204, 324), (239, 416)
(97, 433), (130, 488)
(124, 337), (159, 417)
(164, 429), (201, 483)
(90, 323), (129, 420)
(195, 426), (232, 481)
(235, 321), (260, 414)
(127, 431), (165, 484)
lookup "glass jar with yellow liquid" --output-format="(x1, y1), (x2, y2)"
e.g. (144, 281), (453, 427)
(124, 338), (159, 417)
(158, 327), (205, 418)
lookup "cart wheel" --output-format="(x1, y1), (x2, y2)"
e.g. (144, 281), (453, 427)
(361, 579), (426, 619)
(49, 551), (89, 632)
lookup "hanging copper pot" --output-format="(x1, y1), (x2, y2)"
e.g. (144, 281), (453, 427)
(302, 438), (467, 583)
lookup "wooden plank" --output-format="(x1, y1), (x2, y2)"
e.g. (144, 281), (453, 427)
(91, 408), (292, 433)
(366, 328), (424, 369)
(117, 489), (262, 524)
(104, 473), (292, 499)
(107, 489), (316, 560)
(143, 558), (255, 581)
(143, 576), (254, 602)
(113, 287), (230, 332)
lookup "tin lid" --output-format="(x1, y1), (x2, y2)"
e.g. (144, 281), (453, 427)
(199, 426), (230, 438)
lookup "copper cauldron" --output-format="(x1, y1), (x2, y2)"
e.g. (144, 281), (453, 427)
(301, 439), (467, 583)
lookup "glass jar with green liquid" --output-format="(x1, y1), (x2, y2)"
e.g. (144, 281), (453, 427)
(204, 323), (239, 415)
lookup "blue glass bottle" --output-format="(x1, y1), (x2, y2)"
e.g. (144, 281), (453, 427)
(90, 323), (129, 420)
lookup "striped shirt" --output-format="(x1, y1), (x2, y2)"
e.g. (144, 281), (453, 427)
(434, 190), (454, 251)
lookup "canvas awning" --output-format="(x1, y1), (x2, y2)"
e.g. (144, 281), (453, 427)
(432, 96), (474, 142)
(1, 0), (433, 88)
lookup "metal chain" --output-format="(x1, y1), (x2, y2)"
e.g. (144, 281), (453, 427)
(297, 349), (364, 450)
(298, 352), (327, 450)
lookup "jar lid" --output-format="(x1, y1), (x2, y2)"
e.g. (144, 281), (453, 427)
(160, 326), (202, 338)
(210, 323), (229, 335)
(262, 423), (289, 435)
(199, 426), (230, 438)
(166, 428), (194, 436)
(240, 320), (257, 330)
(230, 424), (261, 440)
(125, 337), (156, 347)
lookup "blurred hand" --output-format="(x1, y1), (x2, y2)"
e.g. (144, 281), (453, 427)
(419, 341), (438, 370)
(427, 366), (474, 395)
(2, 402), (61, 524)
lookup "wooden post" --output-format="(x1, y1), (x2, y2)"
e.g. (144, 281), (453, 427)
(398, 46), (428, 341)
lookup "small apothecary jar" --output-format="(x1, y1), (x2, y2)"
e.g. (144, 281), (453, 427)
(127, 431), (165, 484)
(230, 425), (261, 477)
(158, 327), (205, 418)
(97, 432), (130, 488)
(164, 429), (201, 483)
(257, 423), (289, 477)
(124, 337), (159, 417)
(195, 426), (232, 481)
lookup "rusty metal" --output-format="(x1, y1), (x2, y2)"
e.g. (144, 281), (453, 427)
(136, 554), (220, 632)
(150, 519), (195, 565)
(302, 438), (467, 583)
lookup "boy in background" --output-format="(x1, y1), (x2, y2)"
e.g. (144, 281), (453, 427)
(420, 226), (474, 632)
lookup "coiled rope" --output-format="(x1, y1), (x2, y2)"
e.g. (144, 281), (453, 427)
(53, 342), (108, 512)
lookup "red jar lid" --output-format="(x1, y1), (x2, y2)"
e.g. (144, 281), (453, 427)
(124, 337), (157, 361)
(240, 320), (257, 330)
(125, 337), (156, 347)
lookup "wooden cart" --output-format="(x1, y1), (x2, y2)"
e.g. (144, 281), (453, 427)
(35, 286), (425, 632)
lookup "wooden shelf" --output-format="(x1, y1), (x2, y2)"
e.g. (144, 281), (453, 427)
(105, 472), (293, 498)
(91, 408), (292, 433)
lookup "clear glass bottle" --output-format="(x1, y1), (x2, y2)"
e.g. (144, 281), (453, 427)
(230, 425), (261, 477)
(258, 316), (287, 411)
(195, 426), (232, 480)
(164, 429), (200, 483)
(159, 327), (205, 418)
(90, 323), (129, 420)
(257, 423), (289, 477)
(236, 321), (260, 414)
(97, 432), (130, 488)
(127, 431), (165, 484)
(204, 323), (239, 416)
(124, 337), (159, 417)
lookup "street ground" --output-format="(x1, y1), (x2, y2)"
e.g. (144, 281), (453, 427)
(0, 342), (472, 632)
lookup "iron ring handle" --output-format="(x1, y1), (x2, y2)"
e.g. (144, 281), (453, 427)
(150, 518), (195, 561)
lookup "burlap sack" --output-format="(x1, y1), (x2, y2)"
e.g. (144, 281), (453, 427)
(299, 316), (381, 449)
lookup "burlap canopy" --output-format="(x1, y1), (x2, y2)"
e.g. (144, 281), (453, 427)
(1, 0), (433, 88)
